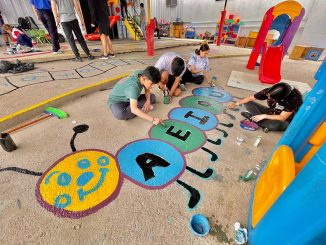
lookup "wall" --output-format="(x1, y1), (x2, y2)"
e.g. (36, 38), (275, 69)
(151, 0), (325, 57)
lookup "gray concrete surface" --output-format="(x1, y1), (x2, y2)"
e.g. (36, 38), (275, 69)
(0, 43), (322, 244)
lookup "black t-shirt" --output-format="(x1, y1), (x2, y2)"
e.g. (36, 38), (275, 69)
(254, 87), (303, 122)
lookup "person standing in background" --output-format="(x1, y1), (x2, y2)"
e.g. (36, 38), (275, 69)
(88, 0), (115, 59)
(30, 0), (62, 54)
(139, 3), (146, 39)
(0, 11), (11, 47)
(51, 0), (94, 62)
(120, 0), (128, 20)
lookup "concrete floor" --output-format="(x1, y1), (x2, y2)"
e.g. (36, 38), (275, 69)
(0, 43), (321, 244)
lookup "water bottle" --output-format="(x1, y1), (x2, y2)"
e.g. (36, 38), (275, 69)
(234, 222), (248, 244)
(240, 164), (261, 181)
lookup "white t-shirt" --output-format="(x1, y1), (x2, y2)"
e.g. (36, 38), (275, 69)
(155, 52), (186, 77)
(188, 53), (210, 77)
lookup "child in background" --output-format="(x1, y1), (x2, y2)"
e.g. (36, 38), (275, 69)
(183, 43), (214, 86)
(2, 24), (33, 51)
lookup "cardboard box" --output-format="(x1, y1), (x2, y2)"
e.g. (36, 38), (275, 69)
(289, 45), (309, 60)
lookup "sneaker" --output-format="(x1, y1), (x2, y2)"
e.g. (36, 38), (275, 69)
(16, 44), (21, 52)
(108, 53), (115, 58)
(99, 55), (109, 60)
(73, 56), (83, 62)
(179, 84), (187, 91)
(88, 55), (95, 60)
(53, 50), (63, 54)
(241, 111), (253, 120)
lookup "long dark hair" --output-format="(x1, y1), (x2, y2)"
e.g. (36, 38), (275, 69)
(195, 43), (210, 55)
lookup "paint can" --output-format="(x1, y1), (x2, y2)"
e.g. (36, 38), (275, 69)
(0, 133), (17, 152)
(163, 95), (171, 104)
(189, 214), (210, 237)
(254, 136), (262, 147)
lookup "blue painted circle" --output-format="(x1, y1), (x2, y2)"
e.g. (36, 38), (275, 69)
(57, 172), (71, 186)
(77, 159), (91, 169)
(54, 194), (71, 209)
(192, 87), (232, 103)
(77, 172), (94, 186)
(97, 156), (110, 166)
(169, 107), (218, 131)
(117, 139), (185, 189)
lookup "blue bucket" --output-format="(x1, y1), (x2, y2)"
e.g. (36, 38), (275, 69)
(189, 214), (210, 237)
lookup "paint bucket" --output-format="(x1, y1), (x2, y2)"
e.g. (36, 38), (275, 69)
(189, 214), (210, 237)
(163, 95), (171, 104)
(0, 133), (17, 152)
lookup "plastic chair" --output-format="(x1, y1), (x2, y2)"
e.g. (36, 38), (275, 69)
(36, 30), (51, 44)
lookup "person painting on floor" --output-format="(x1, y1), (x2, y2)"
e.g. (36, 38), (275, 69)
(154, 52), (186, 103)
(30, 0), (62, 54)
(51, 0), (94, 62)
(228, 82), (303, 132)
(88, 0), (115, 59)
(2, 24), (34, 51)
(182, 43), (213, 86)
(108, 66), (163, 125)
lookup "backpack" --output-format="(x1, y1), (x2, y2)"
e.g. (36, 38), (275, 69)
(18, 17), (30, 30)
(25, 16), (39, 30)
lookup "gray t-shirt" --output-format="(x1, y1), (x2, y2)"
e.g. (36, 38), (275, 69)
(154, 52), (186, 77)
(52, 0), (77, 22)
(140, 8), (146, 24)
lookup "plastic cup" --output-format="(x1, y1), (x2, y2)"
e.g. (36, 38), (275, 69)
(189, 214), (210, 237)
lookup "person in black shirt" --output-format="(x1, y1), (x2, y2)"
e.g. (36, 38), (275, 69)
(228, 82), (303, 132)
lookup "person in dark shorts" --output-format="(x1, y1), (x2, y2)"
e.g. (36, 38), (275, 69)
(228, 82), (303, 132)
(88, 0), (115, 59)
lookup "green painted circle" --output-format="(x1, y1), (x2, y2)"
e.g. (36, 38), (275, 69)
(179, 96), (224, 114)
(149, 120), (206, 153)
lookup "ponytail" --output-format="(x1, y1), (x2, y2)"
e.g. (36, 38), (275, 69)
(195, 43), (210, 55)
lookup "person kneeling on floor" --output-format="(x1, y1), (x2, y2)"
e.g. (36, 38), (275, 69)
(183, 43), (212, 86)
(2, 24), (34, 51)
(228, 82), (303, 132)
(108, 66), (163, 125)
(154, 52), (186, 103)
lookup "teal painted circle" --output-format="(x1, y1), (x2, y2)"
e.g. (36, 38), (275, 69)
(54, 194), (71, 209)
(97, 156), (110, 166)
(57, 172), (71, 186)
(179, 96), (224, 115)
(149, 119), (206, 153)
(78, 159), (91, 169)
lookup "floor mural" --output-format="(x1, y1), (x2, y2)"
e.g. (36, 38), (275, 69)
(0, 87), (241, 219)
(0, 59), (150, 96)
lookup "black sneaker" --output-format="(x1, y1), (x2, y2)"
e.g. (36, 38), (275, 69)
(88, 55), (95, 60)
(108, 53), (115, 58)
(73, 56), (83, 62)
(241, 111), (253, 120)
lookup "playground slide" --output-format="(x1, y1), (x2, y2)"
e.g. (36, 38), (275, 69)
(259, 43), (284, 84)
(123, 18), (143, 41)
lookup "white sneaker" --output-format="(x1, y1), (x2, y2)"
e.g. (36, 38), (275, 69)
(53, 50), (63, 54)
(16, 44), (21, 52)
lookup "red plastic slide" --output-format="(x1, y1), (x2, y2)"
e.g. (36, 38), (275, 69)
(259, 43), (284, 84)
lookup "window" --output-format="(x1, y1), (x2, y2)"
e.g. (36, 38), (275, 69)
(166, 0), (177, 7)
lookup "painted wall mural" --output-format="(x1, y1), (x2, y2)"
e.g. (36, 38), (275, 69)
(1, 87), (239, 218)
